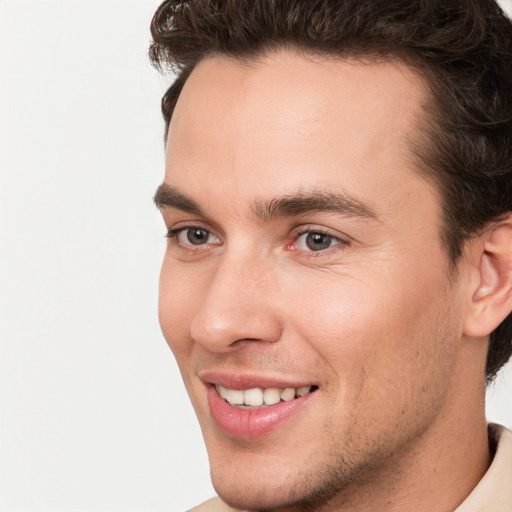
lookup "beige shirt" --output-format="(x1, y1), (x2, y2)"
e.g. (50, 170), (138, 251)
(455, 424), (512, 512)
(190, 425), (512, 512)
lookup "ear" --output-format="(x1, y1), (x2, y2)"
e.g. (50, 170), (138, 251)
(463, 216), (512, 338)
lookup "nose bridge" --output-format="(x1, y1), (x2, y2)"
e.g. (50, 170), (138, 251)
(190, 248), (282, 350)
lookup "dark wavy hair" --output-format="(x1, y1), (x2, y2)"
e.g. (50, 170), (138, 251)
(149, 0), (512, 382)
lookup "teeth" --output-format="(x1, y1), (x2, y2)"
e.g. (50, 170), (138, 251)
(244, 388), (264, 406)
(218, 385), (229, 400)
(263, 388), (281, 405)
(280, 387), (296, 401)
(224, 388), (244, 405)
(216, 384), (315, 407)
(296, 386), (311, 397)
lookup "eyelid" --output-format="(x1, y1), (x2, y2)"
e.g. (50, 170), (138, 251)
(165, 221), (350, 256)
(165, 219), (219, 237)
(166, 223), (222, 247)
(287, 225), (350, 254)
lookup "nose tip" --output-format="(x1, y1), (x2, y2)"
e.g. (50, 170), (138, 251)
(190, 299), (283, 352)
(189, 263), (283, 352)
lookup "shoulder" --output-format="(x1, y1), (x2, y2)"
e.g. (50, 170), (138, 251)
(188, 497), (236, 512)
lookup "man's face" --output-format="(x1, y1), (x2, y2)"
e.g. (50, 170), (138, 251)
(157, 52), (469, 509)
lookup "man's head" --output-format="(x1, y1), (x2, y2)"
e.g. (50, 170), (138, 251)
(151, 1), (512, 510)
(151, 0), (512, 382)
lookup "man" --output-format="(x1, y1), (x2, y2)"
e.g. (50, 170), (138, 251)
(150, 1), (512, 510)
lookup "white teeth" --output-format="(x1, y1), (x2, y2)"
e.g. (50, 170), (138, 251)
(217, 384), (316, 407)
(218, 385), (229, 400)
(224, 388), (244, 405)
(296, 386), (311, 397)
(263, 388), (281, 405)
(280, 387), (296, 402)
(244, 388), (264, 407)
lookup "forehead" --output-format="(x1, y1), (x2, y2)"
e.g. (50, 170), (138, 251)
(169, 51), (427, 140)
(165, 51), (432, 216)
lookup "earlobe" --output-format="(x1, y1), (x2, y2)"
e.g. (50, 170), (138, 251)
(463, 219), (512, 338)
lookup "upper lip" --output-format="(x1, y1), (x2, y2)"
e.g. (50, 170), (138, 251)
(199, 371), (317, 390)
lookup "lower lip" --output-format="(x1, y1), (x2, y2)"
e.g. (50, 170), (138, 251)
(207, 386), (315, 438)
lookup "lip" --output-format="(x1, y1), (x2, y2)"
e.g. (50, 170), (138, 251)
(200, 371), (315, 390)
(203, 375), (318, 439)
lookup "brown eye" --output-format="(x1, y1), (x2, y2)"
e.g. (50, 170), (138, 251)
(305, 233), (333, 251)
(294, 231), (343, 253)
(168, 226), (221, 247)
(186, 228), (210, 245)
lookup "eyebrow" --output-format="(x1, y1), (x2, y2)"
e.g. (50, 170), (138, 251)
(154, 183), (378, 221)
(154, 183), (203, 215)
(253, 190), (379, 222)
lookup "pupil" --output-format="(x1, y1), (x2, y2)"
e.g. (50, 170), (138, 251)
(187, 228), (208, 245)
(306, 232), (332, 251)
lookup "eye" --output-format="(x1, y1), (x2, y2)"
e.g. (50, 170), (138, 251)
(167, 227), (220, 247)
(295, 231), (342, 252)
(183, 227), (211, 245)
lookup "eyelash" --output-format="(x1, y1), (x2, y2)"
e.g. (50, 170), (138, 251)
(165, 225), (348, 256)
(289, 227), (347, 256)
(166, 225), (221, 247)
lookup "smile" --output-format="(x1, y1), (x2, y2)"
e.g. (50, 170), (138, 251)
(215, 384), (317, 408)
(205, 378), (319, 438)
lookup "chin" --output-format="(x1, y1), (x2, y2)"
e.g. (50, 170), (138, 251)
(207, 449), (311, 510)
(205, 439), (359, 512)
(212, 475), (302, 511)
(211, 468), (354, 512)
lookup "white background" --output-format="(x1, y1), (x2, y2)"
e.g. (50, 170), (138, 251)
(1, 1), (511, 511)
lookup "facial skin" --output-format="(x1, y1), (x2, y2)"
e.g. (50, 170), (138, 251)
(157, 52), (491, 511)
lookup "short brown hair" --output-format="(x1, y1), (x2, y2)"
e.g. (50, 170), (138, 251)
(149, 0), (512, 381)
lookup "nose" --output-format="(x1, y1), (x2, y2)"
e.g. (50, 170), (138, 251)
(189, 252), (283, 352)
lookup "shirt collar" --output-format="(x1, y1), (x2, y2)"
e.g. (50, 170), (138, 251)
(455, 424), (512, 512)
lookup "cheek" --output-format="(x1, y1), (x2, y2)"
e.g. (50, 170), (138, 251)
(282, 274), (395, 362)
(282, 267), (458, 404)
(158, 258), (197, 359)
(285, 282), (457, 455)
